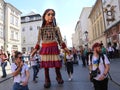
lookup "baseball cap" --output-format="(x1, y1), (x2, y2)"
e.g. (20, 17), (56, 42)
(92, 42), (101, 49)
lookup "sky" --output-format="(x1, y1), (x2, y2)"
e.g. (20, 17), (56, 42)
(5, 0), (96, 47)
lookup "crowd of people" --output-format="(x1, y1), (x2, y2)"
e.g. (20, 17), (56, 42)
(0, 41), (119, 90)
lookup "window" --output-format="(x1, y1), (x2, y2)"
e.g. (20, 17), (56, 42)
(37, 26), (40, 30)
(23, 37), (25, 43)
(15, 32), (18, 40)
(25, 17), (30, 22)
(0, 25), (3, 38)
(30, 17), (34, 21)
(30, 26), (33, 30)
(10, 28), (19, 40)
(10, 15), (14, 25)
(0, 9), (3, 21)
(11, 10), (14, 14)
(11, 31), (14, 39)
(22, 27), (25, 32)
(15, 17), (18, 26)
(0, 3), (3, 8)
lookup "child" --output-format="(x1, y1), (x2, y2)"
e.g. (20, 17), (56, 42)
(66, 50), (74, 81)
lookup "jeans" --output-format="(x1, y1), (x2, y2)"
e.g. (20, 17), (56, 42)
(13, 82), (29, 90)
(1, 62), (7, 77)
(32, 65), (39, 81)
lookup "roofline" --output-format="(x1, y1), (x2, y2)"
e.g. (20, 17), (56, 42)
(5, 2), (22, 14)
(21, 14), (41, 18)
(79, 7), (92, 19)
(88, 0), (98, 18)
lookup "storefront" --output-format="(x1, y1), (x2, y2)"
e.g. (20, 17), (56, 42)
(105, 21), (120, 57)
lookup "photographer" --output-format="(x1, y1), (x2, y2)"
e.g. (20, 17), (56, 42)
(88, 43), (110, 90)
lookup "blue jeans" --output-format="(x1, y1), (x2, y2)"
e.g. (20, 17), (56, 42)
(32, 65), (39, 81)
(1, 62), (7, 77)
(13, 82), (29, 90)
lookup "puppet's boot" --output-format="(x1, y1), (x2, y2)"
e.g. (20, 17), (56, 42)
(44, 68), (51, 88)
(55, 68), (64, 84)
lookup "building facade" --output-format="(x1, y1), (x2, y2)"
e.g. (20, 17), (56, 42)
(72, 7), (92, 49)
(0, 0), (22, 52)
(79, 7), (92, 46)
(21, 12), (42, 53)
(0, 0), (4, 49)
(103, 0), (120, 47)
(89, 0), (106, 47)
(73, 20), (82, 49)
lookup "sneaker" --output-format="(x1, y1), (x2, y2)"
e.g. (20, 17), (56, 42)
(36, 76), (38, 78)
(68, 78), (71, 81)
(1, 76), (6, 78)
(33, 80), (38, 83)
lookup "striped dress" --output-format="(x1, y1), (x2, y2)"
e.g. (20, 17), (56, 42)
(35, 26), (66, 68)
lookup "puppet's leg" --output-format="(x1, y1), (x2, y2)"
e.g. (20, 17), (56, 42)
(55, 68), (64, 84)
(44, 68), (51, 88)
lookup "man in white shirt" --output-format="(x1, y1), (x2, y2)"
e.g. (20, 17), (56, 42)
(11, 51), (30, 90)
(107, 43), (114, 59)
(89, 42), (110, 90)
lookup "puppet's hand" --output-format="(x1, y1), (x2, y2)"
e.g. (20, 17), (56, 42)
(30, 49), (37, 57)
(64, 48), (70, 54)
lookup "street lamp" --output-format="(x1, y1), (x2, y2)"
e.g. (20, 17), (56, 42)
(84, 31), (88, 46)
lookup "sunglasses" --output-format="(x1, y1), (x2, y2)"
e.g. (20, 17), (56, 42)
(18, 56), (22, 59)
(47, 13), (55, 16)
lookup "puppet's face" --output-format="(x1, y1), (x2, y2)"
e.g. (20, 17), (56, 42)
(45, 10), (55, 24)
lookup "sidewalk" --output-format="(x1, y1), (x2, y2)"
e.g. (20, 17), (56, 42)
(109, 58), (120, 86)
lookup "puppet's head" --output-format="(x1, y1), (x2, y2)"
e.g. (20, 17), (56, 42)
(42, 9), (56, 27)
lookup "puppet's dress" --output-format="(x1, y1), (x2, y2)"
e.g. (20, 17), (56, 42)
(35, 26), (66, 68)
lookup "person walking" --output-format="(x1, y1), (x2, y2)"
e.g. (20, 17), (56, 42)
(107, 43), (114, 59)
(0, 50), (8, 78)
(30, 50), (39, 83)
(80, 46), (86, 67)
(66, 50), (74, 81)
(72, 47), (77, 64)
(31, 9), (69, 88)
(89, 43), (110, 90)
(11, 51), (30, 90)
